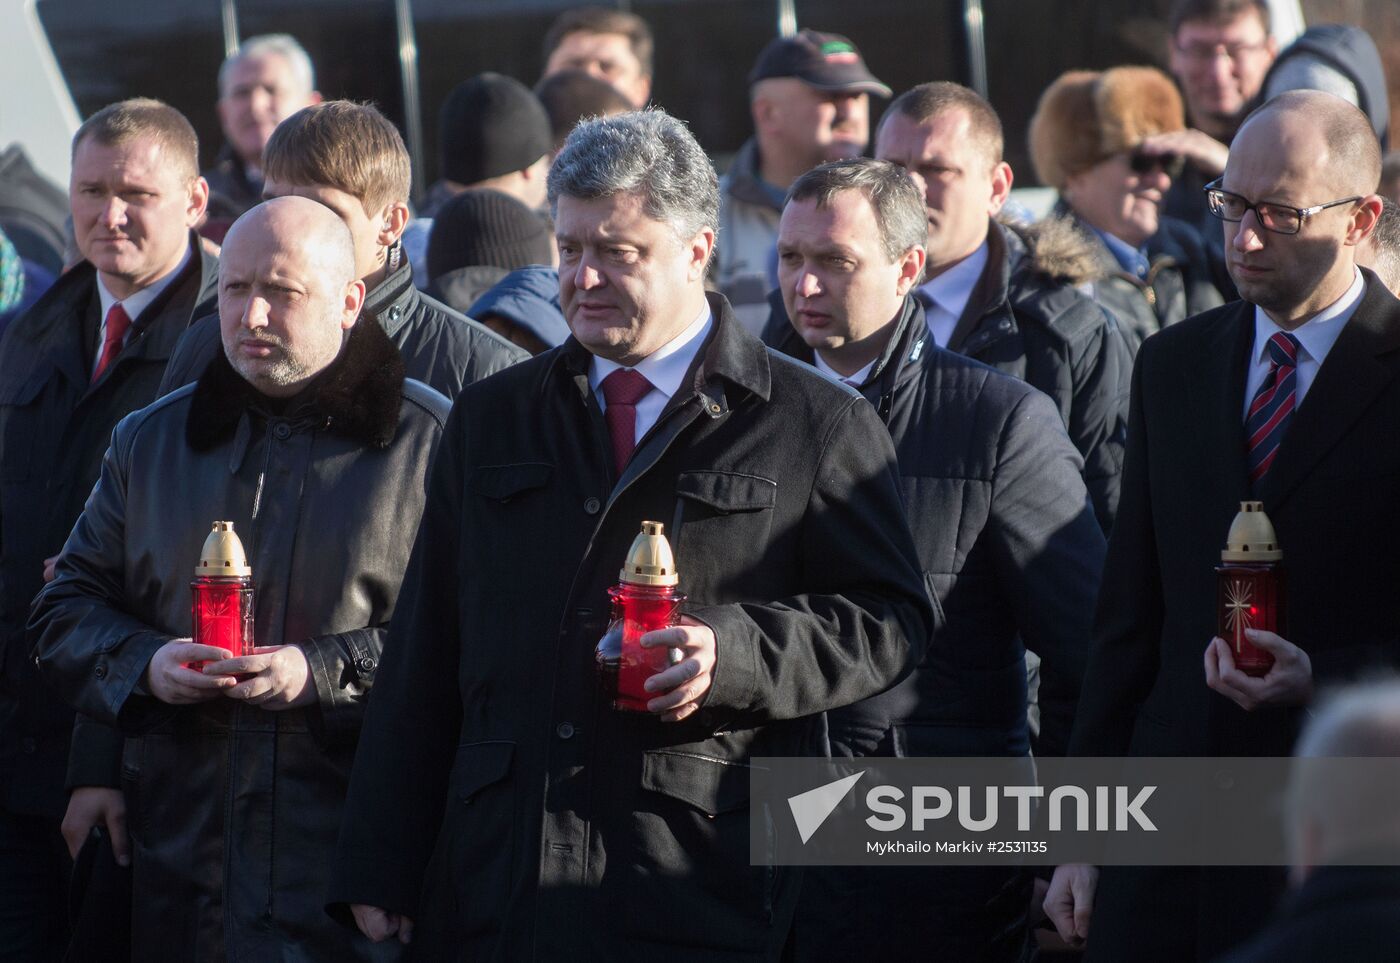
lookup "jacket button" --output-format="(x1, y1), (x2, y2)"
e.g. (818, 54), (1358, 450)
(389, 306), (403, 322)
(556, 722), (575, 740)
(94, 663), (107, 680)
(355, 656), (377, 672)
(583, 497), (601, 515)
(21, 737), (36, 754)
(273, 422), (291, 440)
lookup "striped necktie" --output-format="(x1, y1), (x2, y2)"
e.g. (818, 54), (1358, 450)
(1245, 332), (1300, 484)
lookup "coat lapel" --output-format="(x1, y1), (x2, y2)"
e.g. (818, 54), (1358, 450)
(1193, 301), (1253, 507)
(1256, 277), (1400, 509)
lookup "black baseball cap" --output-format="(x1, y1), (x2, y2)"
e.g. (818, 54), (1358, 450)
(748, 29), (891, 98)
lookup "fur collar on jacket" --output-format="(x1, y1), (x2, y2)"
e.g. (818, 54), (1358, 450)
(186, 314), (406, 452)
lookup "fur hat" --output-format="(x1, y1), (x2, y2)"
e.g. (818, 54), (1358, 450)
(1029, 66), (1185, 189)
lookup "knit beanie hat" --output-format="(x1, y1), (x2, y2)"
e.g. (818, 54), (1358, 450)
(439, 72), (553, 185)
(426, 188), (554, 281)
(1028, 66), (1185, 189)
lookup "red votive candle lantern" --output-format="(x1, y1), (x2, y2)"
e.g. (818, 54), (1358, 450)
(189, 521), (254, 670)
(1216, 501), (1285, 677)
(596, 521), (686, 712)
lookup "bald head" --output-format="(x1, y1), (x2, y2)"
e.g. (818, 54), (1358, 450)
(1221, 89), (1384, 328)
(1238, 90), (1382, 197)
(224, 194), (357, 285)
(1286, 680), (1400, 882)
(219, 195), (366, 397)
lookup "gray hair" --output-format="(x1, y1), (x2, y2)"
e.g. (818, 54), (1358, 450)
(219, 34), (316, 98)
(1285, 677), (1400, 867)
(787, 159), (927, 262)
(547, 109), (719, 245)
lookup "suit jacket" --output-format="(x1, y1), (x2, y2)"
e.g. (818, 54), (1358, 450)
(1070, 270), (1400, 959)
(327, 294), (933, 961)
(0, 237), (216, 816)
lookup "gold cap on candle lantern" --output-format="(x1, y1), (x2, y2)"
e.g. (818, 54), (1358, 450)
(195, 521), (252, 577)
(619, 520), (679, 587)
(1221, 501), (1282, 562)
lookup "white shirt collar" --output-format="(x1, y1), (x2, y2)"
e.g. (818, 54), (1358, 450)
(916, 239), (989, 320)
(1252, 267), (1364, 366)
(95, 244), (194, 325)
(812, 351), (875, 388)
(589, 299), (713, 400)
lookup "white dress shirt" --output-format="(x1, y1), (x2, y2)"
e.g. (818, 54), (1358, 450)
(1242, 268), (1364, 419)
(94, 246), (193, 376)
(812, 351), (875, 388)
(590, 300), (713, 446)
(915, 240), (989, 348)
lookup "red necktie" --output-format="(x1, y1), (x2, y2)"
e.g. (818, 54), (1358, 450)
(92, 303), (132, 383)
(1245, 332), (1300, 485)
(601, 369), (653, 473)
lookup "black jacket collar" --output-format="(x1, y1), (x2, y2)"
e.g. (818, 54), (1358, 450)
(362, 257), (420, 338)
(186, 310), (406, 452)
(766, 294), (929, 423)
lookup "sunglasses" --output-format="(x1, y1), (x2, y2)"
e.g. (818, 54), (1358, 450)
(1128, 149), (1186, 180)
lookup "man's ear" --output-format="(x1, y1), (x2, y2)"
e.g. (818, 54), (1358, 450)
(988, 161), (1014, 216)
(688, 227), (717, 282)
(342, 278), (367, 329)
(1346, 194), (1384, 247)
(376, 202), (411, 248)
(895, 246), (926, 296)
(186, 176), (211, 226)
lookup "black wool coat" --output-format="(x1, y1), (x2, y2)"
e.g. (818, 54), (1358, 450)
(1071, 271), (1400, 960)
(328, 294), (933, 962)
(0, 238), (216, 817)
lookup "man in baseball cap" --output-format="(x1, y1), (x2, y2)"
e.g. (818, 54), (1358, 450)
(717, 29), (890, 333)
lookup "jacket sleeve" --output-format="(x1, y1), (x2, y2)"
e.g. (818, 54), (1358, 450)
(689, 394), (934, 728)
(66, 713), (125, 789)
(1066, 302), (1132, 532)
(29, 423), (178, 732)
(326, 402), (467, 922)
(987, 388), (1105, 757)
(297, 626), (385, 747)
(1068, 345), (1164, 756)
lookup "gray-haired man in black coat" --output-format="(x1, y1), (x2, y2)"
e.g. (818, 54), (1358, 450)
(328, 110), (933, 961)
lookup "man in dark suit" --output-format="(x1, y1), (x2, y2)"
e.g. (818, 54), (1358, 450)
(1045, 90), (1394, 961)
(1218, 679), (1400, 963)
(766, 158), (1104, 960)
(0, 98), (215, 960)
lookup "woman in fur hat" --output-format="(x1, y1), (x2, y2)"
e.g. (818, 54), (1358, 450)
(1029, 66), (1227, 347)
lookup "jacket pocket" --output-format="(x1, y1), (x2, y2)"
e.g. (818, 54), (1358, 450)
(672, 471), (777, 573)
(0, 369), (47, 481)
(443, 741), (516, 940)
(622, 750), (778, 952)
(469, 463), (553, 503)
(675, 470), (776, 514)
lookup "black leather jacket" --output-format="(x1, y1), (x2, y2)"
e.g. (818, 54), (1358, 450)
(32, 318), (448, 961)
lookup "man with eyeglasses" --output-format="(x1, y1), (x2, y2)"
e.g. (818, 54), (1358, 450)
(1158, 0), (1278, 244)
(1045, 90), (1395, 962)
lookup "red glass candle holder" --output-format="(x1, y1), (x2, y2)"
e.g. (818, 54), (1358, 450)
(1217, 501), (1285, 678)
(187, 520), (254, 674)
(596, 583), (686, 712)
(1217, 562), (1285, 677)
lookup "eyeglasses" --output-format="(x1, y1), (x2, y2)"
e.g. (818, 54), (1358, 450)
(1204, 179), (1363, 235)
(1129, 149), (1185, 180)
(1174, 40), (1269, 64)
